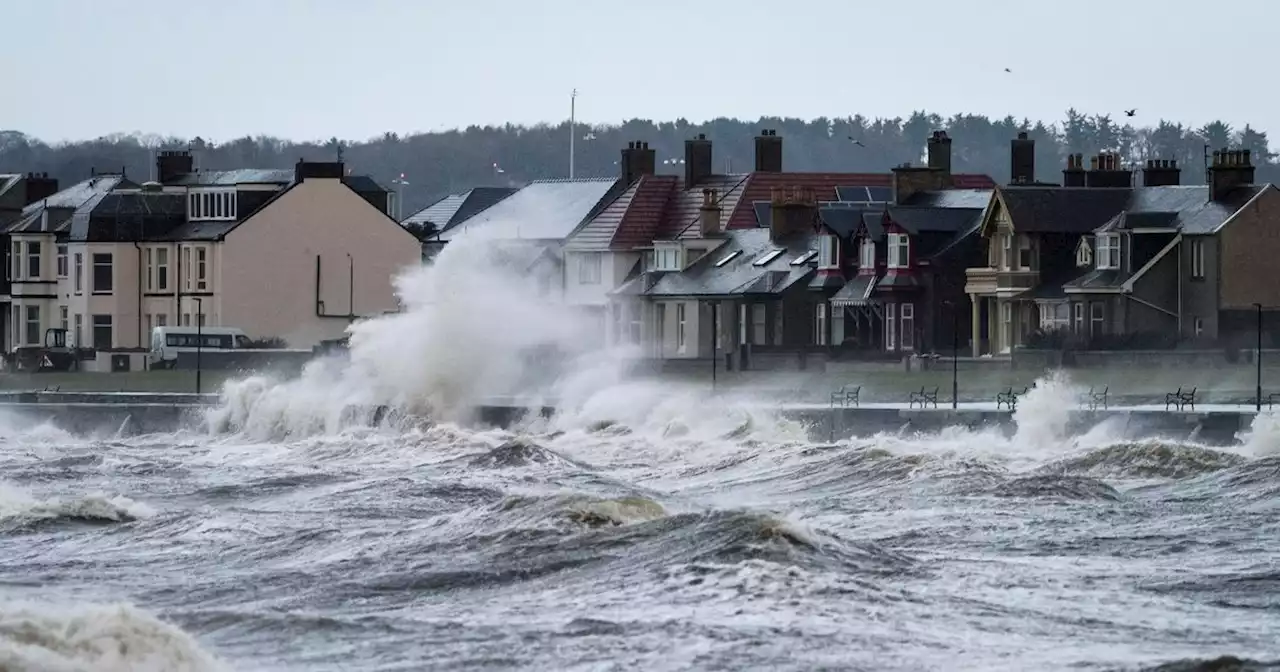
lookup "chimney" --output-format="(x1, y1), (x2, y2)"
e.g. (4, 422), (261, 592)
(699, 189), (722, 237)
(1063, 153), (1086, 187)
(620, 141), (656, 184)
(1084, 151), (1132, 188)
(155, 150), (194, 184)
(926, 130), (952, 175)
(22, 173), (59, 205)
(1141, 159), (1181, 187)
(1010, 131), (1035, 185)
(1208, 148), (1255, 201)
(684, 133), (713, 187)
(754, 129), (783, 172)
(295, 159), (344, 183)
(769, 186), (817, 242)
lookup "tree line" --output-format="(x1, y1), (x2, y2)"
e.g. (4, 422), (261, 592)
(1, 110), (1275, 218)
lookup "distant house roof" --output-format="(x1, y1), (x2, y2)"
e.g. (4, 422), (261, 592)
(901, 188), (993, 209)
(69, 190), (187, 242)
(5, 175), (132, 235)
(997, 187), (1133, 234)
(887, 205), (984, 234)
(166, 169), (294, 186)
(566, 175), (677, 251)
(642, 228), (815, 298)
(0, 174), (21, 201)
(442, 177), (621, 242)
(997, 184), (1268, 237)
(403, 186), (516, 233)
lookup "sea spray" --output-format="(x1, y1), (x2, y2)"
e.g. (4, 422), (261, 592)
(1011, 370), (1080, 453)
(208, 226), (631, 439)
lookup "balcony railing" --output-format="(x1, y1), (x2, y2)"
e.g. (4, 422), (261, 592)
(965, 266), (1039, 295)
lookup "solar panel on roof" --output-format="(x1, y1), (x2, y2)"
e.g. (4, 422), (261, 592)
(867, 187), (892, 202)
(836, 186), (872, 202)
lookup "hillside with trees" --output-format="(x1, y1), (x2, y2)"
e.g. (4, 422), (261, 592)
(1, 110), (1275, 217)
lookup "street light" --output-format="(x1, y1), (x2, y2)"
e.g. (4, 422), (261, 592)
(194, 297), (203, 395)
(944, 300), (959, 409)
(1255, 302), (1263, 412)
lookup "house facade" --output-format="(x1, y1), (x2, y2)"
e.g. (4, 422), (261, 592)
(2, 152), (418, 364)
(965, 146), (1280, 355)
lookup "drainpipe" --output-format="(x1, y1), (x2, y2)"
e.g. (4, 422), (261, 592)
(175, 243), (183, 329)
(1177, 239), (1183, 335)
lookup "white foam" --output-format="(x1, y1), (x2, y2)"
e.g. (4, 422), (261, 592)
(0, 482), (154, 524)
(0, 601), (225, 672)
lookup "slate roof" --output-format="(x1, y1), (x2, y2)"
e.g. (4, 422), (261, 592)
(830, 274), (878, 306)
(1062, 268), (1125, 291)
(901, 188), (993, 209)
(998, 184), (1268, 237)
(70, 191), (187, 242)
(403, 187), (516, 231)
(440, 178), (621, 242)
(566, 175), (676, 251)
(887, 206), (983, 234)
(166, 169), (293, 186)
(998, 187), (1132, 233)
(817, 207), (864, 239)
(0, 174), (21, 201)
(5, 175), (131, 234)
(643, 228), (816, 298)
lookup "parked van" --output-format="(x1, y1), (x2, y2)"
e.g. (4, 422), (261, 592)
(149, 326), (250, 369)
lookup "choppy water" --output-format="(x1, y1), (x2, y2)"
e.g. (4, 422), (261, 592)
(3, 395), (1280, 672)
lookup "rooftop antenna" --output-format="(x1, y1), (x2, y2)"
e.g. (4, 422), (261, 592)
(569, 89), (578, 180)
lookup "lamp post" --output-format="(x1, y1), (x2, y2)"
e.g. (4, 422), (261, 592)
(944, 300), (959, 409)
(1255, 302), (1263, 412)
(710, 301), (718, 392)
(194, 297), (203, 395)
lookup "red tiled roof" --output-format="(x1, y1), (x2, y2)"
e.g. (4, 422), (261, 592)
(572, 170), (997, 248)
(611, 175), (678, 250)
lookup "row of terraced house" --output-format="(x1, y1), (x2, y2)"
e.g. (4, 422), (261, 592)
(408, 129), (1280, 370)
(0, 153), (420, 369)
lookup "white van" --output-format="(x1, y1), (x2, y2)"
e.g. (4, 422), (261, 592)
(149, 326), (250, 369)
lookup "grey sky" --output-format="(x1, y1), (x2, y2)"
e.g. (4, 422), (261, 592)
(8, 0), (1277, 143)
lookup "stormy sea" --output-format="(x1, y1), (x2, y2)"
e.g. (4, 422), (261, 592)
(2, 233), (1279, 672)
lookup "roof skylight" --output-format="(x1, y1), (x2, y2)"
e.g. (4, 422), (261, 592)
(714, 250), (742, 267)
(790, 250), (817, 265)
(753, 249), (785, 267)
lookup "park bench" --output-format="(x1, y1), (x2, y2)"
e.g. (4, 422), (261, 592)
(1165, 386), (1196, 411)
(1085, 386), (1108, 410)
(909, 386), (939, 409)
(996, 386), (1029, 411)
(1252, 392), (1279, 409)
(829, 384), (861, 408)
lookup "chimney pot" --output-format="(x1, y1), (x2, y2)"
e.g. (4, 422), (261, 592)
(1017, 131), (1029, 140)
(697, 133), (706, 140)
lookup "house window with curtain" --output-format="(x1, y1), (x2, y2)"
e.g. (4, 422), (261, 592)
(885, 303), (897, 350)
(859, 239), (875, 270)
(818, 235), (838, 269)
(814, 303), (827, 346)
(1190, 239), (1205, 279)
(1096, 234), (1120, 270)
(676, 303), (687, 352)
(887, 234), (910, 268)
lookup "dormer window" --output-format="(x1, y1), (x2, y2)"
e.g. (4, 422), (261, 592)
(652, 245), (681, 271)
(188, 189), (237, 222)
(1076, 237), (1093, 268)
(887, 233), (910, 269)
(859, 239), (875, 270)
(817, 235), (838, 269)
(1096, 233), (1120, 270)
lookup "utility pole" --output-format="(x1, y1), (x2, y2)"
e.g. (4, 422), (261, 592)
(569, 89), (577, 179)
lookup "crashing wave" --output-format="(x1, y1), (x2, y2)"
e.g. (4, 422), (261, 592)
(0, 483), (153, 529)
(1040, 441), (1246, 480)
(986, 474), (1123, 501)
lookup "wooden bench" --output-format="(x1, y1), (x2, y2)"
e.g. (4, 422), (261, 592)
(1165, 386), (1196, 411)
(1085, 386), (1108, 410)
(829, 384), (861, 408)
(909, 386), (939, 409)
(996, 386), (1029, 411)
(1253, 392), (1279, 409)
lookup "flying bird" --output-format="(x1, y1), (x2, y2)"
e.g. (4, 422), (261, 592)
(1124, 109), (1136, 117)
(847, 136), (865, 147)
(1004, 68), (1012, 73)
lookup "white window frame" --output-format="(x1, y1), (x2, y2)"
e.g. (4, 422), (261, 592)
(195, 247), (208, 291)
(1190, 238), (1205, 279)
(91, 252), (113, 294)
(885, 303), (897, 350)
(26, 241), (40, 280)
(859, 239), (875, 270)
(9, 240), (20, 280)
(155, 247), (170, 291)
(1000, 233), (1013, 270)
(73, 252), (83, 293)
(1096, 234), (1120, 270)
(25, 304), (40, 346)
(1040, 301), (1070, 331)
(814, 303), (827, 346)
(56, 245), (68, 278)
(1017, 235), (1033, 270)
(189, 189), (237, 221)
(653, 246), (681, 272)
(676, 303), (687, 352)
(145, 248), (155, 292)
(578, 253), (602, 285)
(1090, 302), (1105, 336)
(1073, 302), (1085, 333)
(900, 302), (914, 351)
(1076, 237), (1092, 267)
(818, 235), (838, 269)
(92, 314), (112, 349)
(887, 233), (909, 269)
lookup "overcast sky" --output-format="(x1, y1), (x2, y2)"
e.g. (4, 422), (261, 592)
(7, 0), (1276, 143)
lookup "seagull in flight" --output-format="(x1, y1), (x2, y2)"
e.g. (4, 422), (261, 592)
(847, 136), (865, 147)
(1004, 67), (1012, 73)
(1124, 109), (1136, 117)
